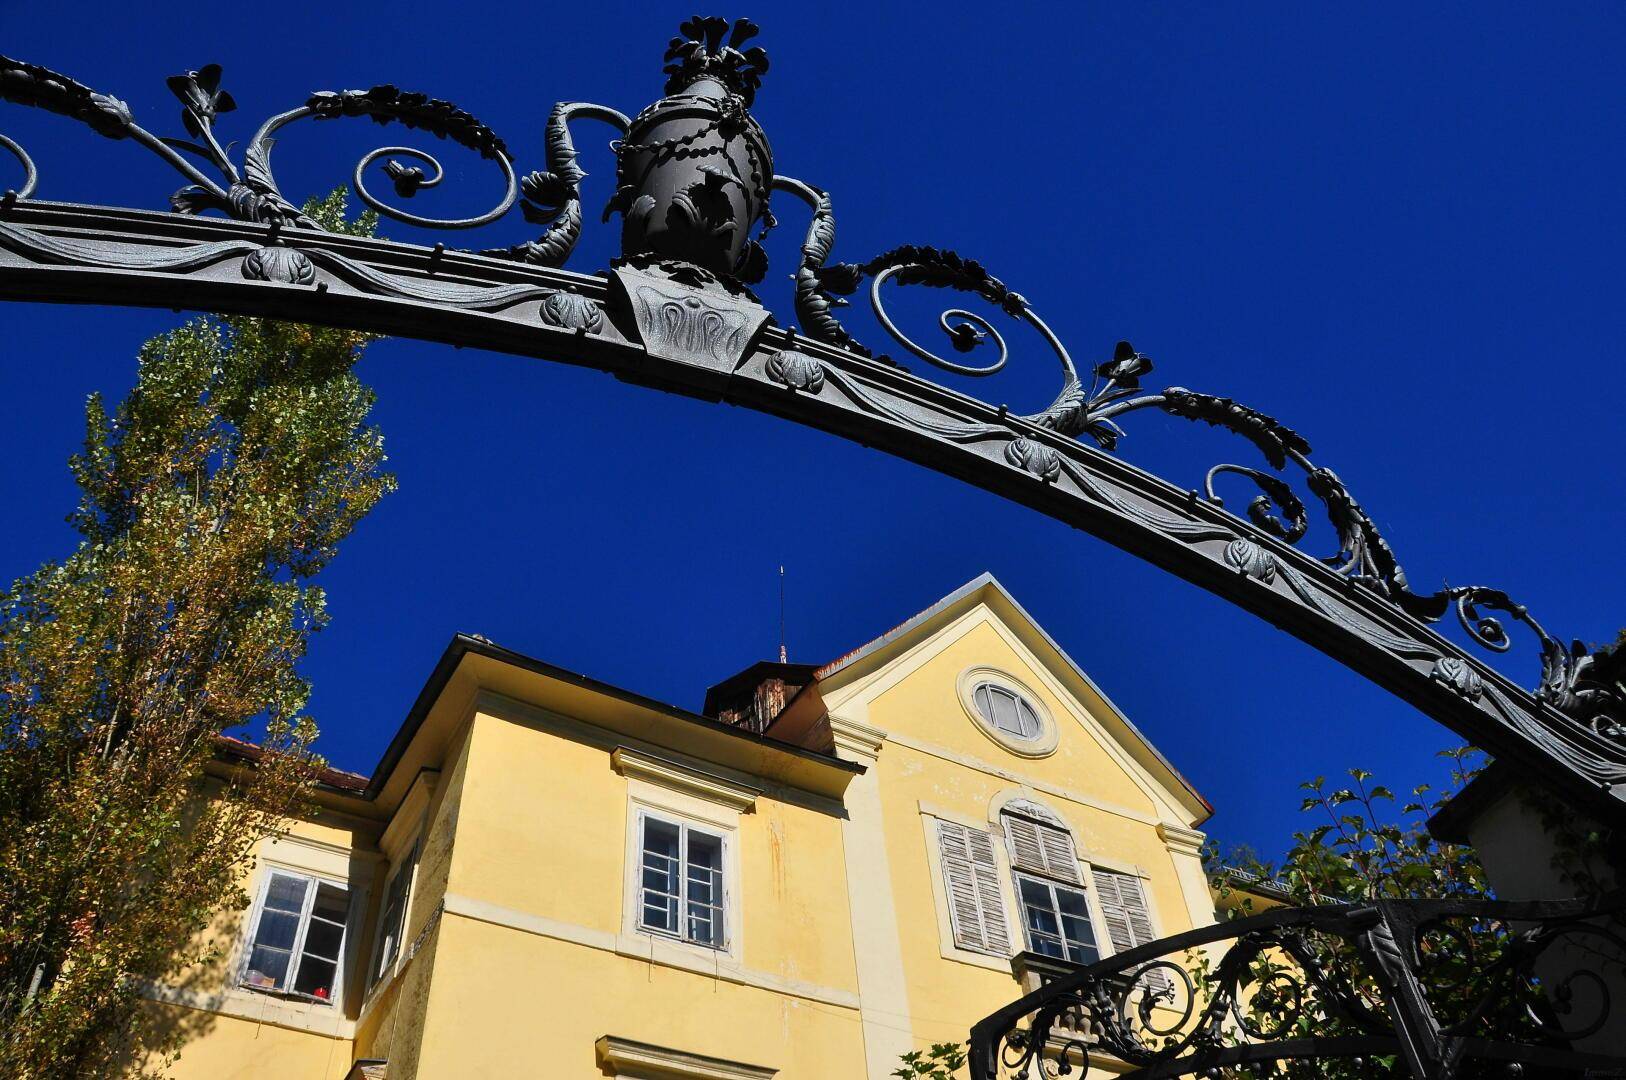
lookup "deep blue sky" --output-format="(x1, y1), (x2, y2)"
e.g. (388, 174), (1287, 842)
(2, 3), (1622, 858)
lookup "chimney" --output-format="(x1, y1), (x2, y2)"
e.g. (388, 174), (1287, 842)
(702, 661), (819, 736)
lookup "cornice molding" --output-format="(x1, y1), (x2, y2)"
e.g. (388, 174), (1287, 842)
(611, 747), (760, 812)
(827, 714), (887, 762)
(1156, 821), (1207, 859)
(595, 1036), (777, 1080)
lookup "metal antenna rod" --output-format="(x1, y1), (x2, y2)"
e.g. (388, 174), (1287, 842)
(778, 566), (787, 663)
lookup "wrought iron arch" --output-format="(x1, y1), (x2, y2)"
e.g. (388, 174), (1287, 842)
(0, 19), (1619, 819)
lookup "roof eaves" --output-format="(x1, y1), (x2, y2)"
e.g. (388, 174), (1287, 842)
(366, 634), (862, 799)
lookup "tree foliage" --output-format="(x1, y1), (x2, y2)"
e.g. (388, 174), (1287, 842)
(893, 1042), (967, 1080)
(1201, 748), (1566, 1078)
(0, 191), (391, 1076)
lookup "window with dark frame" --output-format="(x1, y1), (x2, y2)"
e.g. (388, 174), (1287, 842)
(240, 869), (349, 1004)
(638, 813), (726, 949)
(368, 840), (418, 991)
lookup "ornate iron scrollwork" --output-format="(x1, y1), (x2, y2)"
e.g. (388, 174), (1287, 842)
(970, 891), (1626, 1079)
(0, 16), (1621, 792)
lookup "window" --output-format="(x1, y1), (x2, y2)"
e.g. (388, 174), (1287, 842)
(959, 671), (1058, 757)
(1014, 873), (1099, 964)
(934, 818), (1012, 957)
(638, 813), (727, 949)
(368, 840), (418, 991)
(973, 682), (1043, 741)
(240, 869), (349, 1004)
(1002, 809), (1100, 965)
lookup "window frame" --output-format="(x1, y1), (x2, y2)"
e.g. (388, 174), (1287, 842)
(974, 682), (1043, 740)
(956, 667), (1059, 758)
(1012, 871), (1100, 965)
(366, 838), (420, 995)
(634, 808), (731, 951)
(236, 866), (352, 1007)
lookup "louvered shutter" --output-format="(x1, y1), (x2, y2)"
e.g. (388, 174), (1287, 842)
(1004, 814), (1082, 885)
(936, 819), (1011, 956)
(1093, 869), (1167, 989)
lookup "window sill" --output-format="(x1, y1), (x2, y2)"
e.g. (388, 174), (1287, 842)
(636, 923), (726, 954)
(139, 981), (354, 1040)
(237, 982), (338, 1008)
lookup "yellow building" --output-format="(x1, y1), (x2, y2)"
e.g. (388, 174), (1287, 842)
(154, 574), (1217, 1079)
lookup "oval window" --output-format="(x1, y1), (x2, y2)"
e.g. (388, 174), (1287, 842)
(972, 682), (1043, 741)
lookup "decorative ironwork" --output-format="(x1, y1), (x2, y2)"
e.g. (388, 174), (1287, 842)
(969, 890), (1626, 1079)
(0, 17), (1622, 819)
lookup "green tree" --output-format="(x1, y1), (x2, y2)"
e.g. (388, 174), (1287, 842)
(0, 191), (391, 1077)
(893, 1043), (967, 1080)
(1201, 747), (1556, 1079)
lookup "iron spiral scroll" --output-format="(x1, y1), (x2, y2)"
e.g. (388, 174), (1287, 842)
(0, 16), (1622, 798)
(969, 891), (1626, 1079)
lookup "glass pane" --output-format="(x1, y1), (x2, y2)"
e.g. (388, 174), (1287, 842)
(641, 818), (682, 933)
(263, 874), (308, 914)
(245, 945), (291, 989)
(1055, 886), (1099, 963)
(1016, 698), (1041, 737)
(989, 688), (1021, 734)
(303, 917), (344, 962)
(374, 928), (399, 980)
(292, 956), (338, 1001)
(973, 684), (992, 721)
(685, 830), (725, 947)
(1019, 877), (1063, 956)
(643, 896), (678, 931)
(311, 882), (348, 924)
(687, 905), (721, 947)
(253, 908), (300, 952)
(644, 818), (681, 865)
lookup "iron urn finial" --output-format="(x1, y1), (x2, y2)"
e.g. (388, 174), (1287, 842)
(604, 16), (774, 285)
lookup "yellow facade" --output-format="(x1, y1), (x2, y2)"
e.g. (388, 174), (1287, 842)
(153, 574), (1215, 1079)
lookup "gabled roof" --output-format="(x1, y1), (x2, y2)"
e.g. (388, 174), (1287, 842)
(814, 572), (1212, 824)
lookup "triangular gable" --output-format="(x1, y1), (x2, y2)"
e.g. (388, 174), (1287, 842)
(811, 573), (1212, 826)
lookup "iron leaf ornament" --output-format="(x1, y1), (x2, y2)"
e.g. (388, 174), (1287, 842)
(0, 18), (1620, 748)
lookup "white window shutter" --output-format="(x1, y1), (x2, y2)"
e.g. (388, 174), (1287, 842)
(1117, 873), (1156, 947)
(1035, 824), (1082, 885)
(936, 820), (1010, 957)
(1092, 869), (1136, 953)
(965, 827), (1012, 956)
(1004, 814), (1082, 885)
(1094, 869), (1168, 990)
(1003, 815), (1049, 876)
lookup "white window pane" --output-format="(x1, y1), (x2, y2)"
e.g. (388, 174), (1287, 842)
(1017, 698), (1041, 737)
(263, 874), (308, 914)
(687, 830), (722, 871)
(302, 916), (344, 962)
(989, 688), (1020, 733)
(311, 882), (348, 923)
(292, 956), (338, 1001)
(253, 908), (300, 952)
(1019, 877), (1064, 957)
(644, 818), (681, 862)
(641, 818), (683, 934)
(685, 830), (725, 948)
(245, 945), (291, 989)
